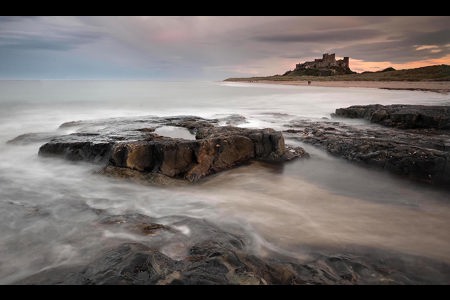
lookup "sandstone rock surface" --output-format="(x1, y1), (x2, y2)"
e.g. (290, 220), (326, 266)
(37, 116), (307, 182)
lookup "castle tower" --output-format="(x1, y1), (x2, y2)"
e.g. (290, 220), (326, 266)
(321, 53), (336, 67)
(322, 53), (335, 61)
(343, 57), (349, 68)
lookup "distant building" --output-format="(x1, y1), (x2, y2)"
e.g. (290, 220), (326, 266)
(296, 53), (349, 70)
(285, 53), (353, 76)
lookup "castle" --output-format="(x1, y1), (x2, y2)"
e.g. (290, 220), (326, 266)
(296, 53), (349, 70)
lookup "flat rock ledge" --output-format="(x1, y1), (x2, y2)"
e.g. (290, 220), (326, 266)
(333, 104), (450, 129)
(285, 105), (450, 187)
(38, 116), (308, 182)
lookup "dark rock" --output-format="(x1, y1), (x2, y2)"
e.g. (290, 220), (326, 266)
(110, 139), (196, 177)
(218, 114), (247, 126)
(15, 220), (450, 285)
(184, 135), (255, 181)
(37, 115), (308, 183)
(333, 104), (450, 129)
(7, 132), (57, 145)
(99, 166), (187, 186)
(13, 213), (450, 285)
(39, 141), (113, 163)
(280, 146), (310, 161)
(285, 119), (450, 187)
(99, 213), (172, 236)
(59, 120), (85, 128)
(80, 243), (180, 285)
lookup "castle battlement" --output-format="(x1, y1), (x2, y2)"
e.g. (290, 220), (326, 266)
(295, 53), (350, 71)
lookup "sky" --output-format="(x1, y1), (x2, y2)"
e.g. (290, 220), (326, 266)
(0, 16), (449, 80)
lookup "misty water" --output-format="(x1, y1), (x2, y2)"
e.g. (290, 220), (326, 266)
(1, 80), (449, 283)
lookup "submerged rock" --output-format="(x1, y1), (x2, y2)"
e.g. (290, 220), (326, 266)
(333, 104), (450, 129)
(37, 115), (307, 183)
(15, 215), (450, 285)
(98, 213), (172, 236)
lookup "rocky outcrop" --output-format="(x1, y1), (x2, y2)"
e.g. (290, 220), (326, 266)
(37, 116), (307, 183)
(285, 119), (450, 187)
(39, 140), (112, 163)
(15, 214), (450, 285)
(333, 104), (450, 129)
(7, 132), (58, 145)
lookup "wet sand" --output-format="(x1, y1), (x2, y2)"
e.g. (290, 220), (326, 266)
(229, 80), (450, 93)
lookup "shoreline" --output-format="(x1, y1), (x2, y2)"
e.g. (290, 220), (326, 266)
(225, 80), (450, 94)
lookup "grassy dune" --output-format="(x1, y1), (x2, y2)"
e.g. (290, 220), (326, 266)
(225, 65), (450, 82)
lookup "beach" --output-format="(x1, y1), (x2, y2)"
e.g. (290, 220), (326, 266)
(227, 80), (450, 93)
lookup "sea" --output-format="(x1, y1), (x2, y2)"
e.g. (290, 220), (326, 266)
(0, 80), (449, 283)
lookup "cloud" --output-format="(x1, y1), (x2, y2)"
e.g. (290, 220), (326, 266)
(0, 30), (102, 51)
(254, 29), (383, 43)
(415, 45), (439, 51)
(0, 16), (449, 79)
(0, 16), (38, 23)
(337, 41), (449, 63)
(0, 16), (103, 52)
(406, 29), (450, 46)
(334, 28), (450, 64)
(0, 37), (74, 51)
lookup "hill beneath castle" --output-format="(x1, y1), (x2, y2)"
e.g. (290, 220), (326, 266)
(225, 65), (450, 82)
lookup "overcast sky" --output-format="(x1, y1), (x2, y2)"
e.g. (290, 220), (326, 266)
(1, 16), (449, 80)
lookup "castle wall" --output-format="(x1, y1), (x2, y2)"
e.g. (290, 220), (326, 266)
(294, 53), (350, 72)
